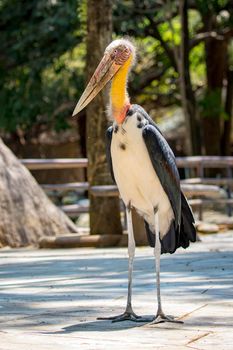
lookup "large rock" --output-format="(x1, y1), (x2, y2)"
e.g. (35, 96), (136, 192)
(0, 138), (78, 247)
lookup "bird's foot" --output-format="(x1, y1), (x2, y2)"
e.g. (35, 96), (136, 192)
(149, 312), (183, 325)
(97, 310), (153, 323)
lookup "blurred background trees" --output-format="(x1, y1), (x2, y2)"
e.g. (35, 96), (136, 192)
(1, 0), (232, 157)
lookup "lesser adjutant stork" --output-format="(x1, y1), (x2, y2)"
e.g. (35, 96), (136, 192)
(73, 38), (196, 324)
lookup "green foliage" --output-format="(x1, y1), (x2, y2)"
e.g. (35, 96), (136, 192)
(0, 0), (84, 133)
(190, 42), (206, 86)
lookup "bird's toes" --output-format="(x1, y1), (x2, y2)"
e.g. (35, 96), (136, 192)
(98, 312), (153, 323)
(149, 313), (183, 325)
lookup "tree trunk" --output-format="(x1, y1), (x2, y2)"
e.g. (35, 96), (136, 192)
(0, 138), (78, 248)
(86, 0), (122, 236)
(202, 14), (228, 156)
(178, 0), (201, 155)
(221, 66), (233, 155)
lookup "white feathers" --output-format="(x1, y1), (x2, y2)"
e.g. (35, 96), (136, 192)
(111, 112), (174, 239)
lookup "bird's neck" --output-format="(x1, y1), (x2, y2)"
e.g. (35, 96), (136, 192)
(110, 56), (132, 124)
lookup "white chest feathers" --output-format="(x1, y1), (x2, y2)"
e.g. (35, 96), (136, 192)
(111, 112), (174, 237)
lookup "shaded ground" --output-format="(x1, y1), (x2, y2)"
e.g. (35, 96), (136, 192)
(0, 232), (233, 349)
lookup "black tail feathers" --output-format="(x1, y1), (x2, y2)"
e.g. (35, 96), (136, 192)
(144, 191), (196, 253)
(180, 191), (196, 246)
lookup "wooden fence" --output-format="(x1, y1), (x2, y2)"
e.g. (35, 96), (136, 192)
(21, 156), (233, 220)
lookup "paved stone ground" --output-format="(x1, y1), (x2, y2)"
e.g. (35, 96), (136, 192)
(0, 232), (233, 350)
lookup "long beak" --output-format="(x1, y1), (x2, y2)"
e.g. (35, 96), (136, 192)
(72, 53), (121, 116)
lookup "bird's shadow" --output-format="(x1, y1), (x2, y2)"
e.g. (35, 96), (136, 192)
(41, 314), (185, 335)
(43, 316), (156, 334)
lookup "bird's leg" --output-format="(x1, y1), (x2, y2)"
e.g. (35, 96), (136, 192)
(98, 206), (151, 323)
(150, 211), (183, 325)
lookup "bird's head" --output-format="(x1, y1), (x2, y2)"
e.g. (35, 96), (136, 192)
(72, 38), (135, 117)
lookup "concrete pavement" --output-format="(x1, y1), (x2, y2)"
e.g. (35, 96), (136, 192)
(0, 232), (233, 349)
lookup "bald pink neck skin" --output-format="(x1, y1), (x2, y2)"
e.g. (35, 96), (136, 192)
(112, 103), (131, 124)
(110, 55), (133, 124)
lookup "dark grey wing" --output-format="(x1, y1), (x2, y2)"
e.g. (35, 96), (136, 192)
(142, 123), (181, 254)
(142, 124), (181, 229)
(132, 105), (168, 141)
(142, 123), (196, 253)
(106, 126), (116, 183)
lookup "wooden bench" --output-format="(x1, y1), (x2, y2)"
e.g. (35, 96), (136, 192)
(21, 157), (233, 220)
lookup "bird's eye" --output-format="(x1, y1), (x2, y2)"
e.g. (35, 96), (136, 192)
(111, 49), (118, 60)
